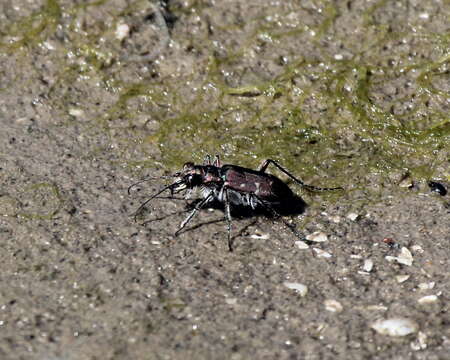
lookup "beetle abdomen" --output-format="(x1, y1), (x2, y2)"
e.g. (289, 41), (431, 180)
(222, 165), (293, 201)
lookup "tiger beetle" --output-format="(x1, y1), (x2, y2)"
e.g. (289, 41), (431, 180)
(128, 155), (343, 251)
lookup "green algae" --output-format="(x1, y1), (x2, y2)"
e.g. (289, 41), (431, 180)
(0, 0), (61, 50)
(2, 0), (448, 208)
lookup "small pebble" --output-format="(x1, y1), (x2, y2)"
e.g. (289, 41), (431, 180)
(410, 331), (427, 351)
(418, 282), (435, 291)
(428, 181), (447, 196)
(396, 275), (410, 283)
(399, 177), (414, 188)
(363, 259), (374, 272)
(295, 241), (309, 249)
(313, 248), (332, 258)
(225, 298), (237, 305)
(324, 299), (343, 313)
(397, 247), (413, 266)
(329, 215), (341, 223)
(417, 295), (438, 304)
(347, 212), (359, 221)
(371, 318), (418, 336)
(250, 232), (269, 240)
(115, 23), (130, 41)
(283, 282), (308, 297)
(306, 231), (328, 242)
(386, 247), (413, 266)
(68, 108), (84, 117)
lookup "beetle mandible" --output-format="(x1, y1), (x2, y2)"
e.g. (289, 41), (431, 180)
(129, 155), (343, 251)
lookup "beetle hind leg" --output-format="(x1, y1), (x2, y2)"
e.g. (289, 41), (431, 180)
(258, 159), (343, 191)
(251, 193), (305, 241)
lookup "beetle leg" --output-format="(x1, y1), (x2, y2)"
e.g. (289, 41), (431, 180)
(223, 187), (233, 251)
(251, 193), (306, 241)
(258, 159), (343, 192)
(213, 154), (222, 167)
(175, 192), (213, 236)
(203, 154), (212, 165)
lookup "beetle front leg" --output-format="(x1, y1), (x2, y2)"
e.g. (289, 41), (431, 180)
(175, 193), (213, 236)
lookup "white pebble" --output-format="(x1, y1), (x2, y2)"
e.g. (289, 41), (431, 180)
(396, 275), (410, 283)
(397, 247), (413, 266)
(313, 248), (332, 258)
(306, 231), (328, 242)
(115, 23), (130, 41)
(295, 241), (309, 249)
(418, 282), (435, 291)
(250, 232), (269, 240)
(347, 212), (359, 221)
(411, 245), (424, 253)
(417, 295), (438, 304)
(329, 215), (341, 223)
(371, 318), (418, 336)
(363, 259), (374, 272)
(324, 299), (343, 313)
(68, 108), (84, 117)
(225, 298), (237, 305)
(386, 247), (413, 266)
(411, 331), (427, 351)
(334, 54), (343, 60)
(283, 282), (308, 297)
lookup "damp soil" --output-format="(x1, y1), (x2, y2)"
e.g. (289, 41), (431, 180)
(0, 0), (449, 359)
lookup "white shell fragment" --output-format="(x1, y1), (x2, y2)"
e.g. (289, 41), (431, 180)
(306, 231), (328, 242)
(283, 282), (308, 297)
(411, 331), (428, 351)
(371, 318), (418, 337)
(363, 259), (374, 272)
(115, 23), (130, 41)
(417, 295), (438, 304)
(250, 232), (269, 240)
(396, 275), (410, 283)
(313, 248), (332, 258)
(347, 212), (359, 221)
(324, 299), (343, 313)
(418, 282), (435, 291)
(225, 298), (237, 305)
(386, 247), (413, 266)
(68, 108), (84, 117)
(295, 241), (309, 249)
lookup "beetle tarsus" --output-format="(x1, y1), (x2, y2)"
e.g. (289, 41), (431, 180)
(259, 159), (343, 192)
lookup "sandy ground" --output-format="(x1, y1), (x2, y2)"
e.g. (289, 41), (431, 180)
(0, 0), (449, 359)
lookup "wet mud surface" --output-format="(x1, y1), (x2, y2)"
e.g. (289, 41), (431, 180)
(0, 0), (449, 359)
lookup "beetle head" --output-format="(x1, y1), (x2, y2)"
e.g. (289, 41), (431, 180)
(173, 162), (203, 190)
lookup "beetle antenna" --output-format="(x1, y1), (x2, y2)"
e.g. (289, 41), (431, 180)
(128, 175), (177, 195)
(131, 180), (184, 222)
